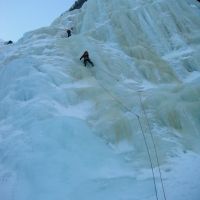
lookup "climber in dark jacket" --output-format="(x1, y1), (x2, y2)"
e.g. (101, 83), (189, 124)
(80, 51), (94, 67)
(67, 29), (71, 37)
(65, 27), (73, 37)
(5, 40), (13, 45)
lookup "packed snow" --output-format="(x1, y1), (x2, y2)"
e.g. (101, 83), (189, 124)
(0, 0), (200, 200)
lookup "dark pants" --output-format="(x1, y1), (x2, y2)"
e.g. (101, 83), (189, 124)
(84, 58), (94, 67)
(67, 31), (71, 37)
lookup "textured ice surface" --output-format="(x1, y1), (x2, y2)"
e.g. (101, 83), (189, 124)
(0, 0), (200, 199)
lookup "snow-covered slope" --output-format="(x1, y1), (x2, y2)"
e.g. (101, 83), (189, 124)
(0, 0), (200, 200)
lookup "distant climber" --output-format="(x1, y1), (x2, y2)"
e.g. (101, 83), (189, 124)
(80, 51), (94, 67)
(5, 40), (13, 45)
(66, 27), (73, 37)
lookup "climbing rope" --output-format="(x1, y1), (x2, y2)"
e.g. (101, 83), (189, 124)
(95, 65), (168, 200)
(138, 92), (167, 200)
(88, 67), (160, 200)
(137, 115), (159, 200)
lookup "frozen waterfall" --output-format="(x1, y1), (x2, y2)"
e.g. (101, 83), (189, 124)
(0, 0), (200, 200)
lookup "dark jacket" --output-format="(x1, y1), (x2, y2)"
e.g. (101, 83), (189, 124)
(67, 29), (71, 37)
(80, 51), (89, 60)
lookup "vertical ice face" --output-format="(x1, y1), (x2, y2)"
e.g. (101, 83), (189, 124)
(53, 0), (200, 148)
(0, 0), (200, 200)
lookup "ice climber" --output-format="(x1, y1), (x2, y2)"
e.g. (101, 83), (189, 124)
(80, 51), (94, 67)
(66, 28), (73, 37)
(5, 40), (13, 45)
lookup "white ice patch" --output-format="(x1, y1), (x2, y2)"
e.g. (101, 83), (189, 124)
(55, 101), (93, 119)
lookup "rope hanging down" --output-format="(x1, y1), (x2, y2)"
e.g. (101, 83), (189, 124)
(138, 92), (167, 200)
(88, 68), (162, 200)
(137, 115), (159, 200)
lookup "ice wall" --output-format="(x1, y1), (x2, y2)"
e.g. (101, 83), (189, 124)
(52, 0), (200, 151)
(0, 0), (200, 200)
